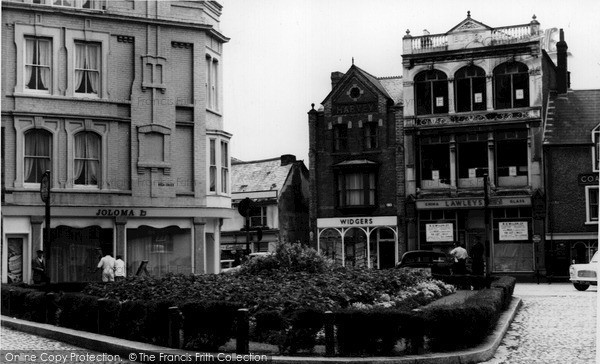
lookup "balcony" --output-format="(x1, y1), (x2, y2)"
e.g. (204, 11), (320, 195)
(405, 107), (541, 129)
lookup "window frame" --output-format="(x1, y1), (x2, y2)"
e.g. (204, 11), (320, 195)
(73, 131), (102, 187)
(363, 122), (379, 150)
(454, 65), (487, 112)
(21, 0), (106, 9)
(221, 140), (229, 194)
(336, 170), (377, 208)
(493, 62), (530, 110)
(65, 29), (109, 99)
(585, 186), (599, 224)
(74, 42), (102, 96)
(592, 127), (600, 172)
(333, 124), (348, 152)
(206, 53), (221, 113)
(414, 69), (449, 116)
(209, 139), (217, 192)
(206, 131), (232, 196)
(419, 136), (451, 189)
(249, 205), (268, 228)
(23, 129), (53, 186)
(15, 25), (60, 96)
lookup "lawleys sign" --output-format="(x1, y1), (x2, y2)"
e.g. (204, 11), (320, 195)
(317, 216), (397, 228)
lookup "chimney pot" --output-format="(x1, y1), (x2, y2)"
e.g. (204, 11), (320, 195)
(280, 154), (296, 166)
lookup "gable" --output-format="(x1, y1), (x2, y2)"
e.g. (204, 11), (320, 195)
(447, 15), (492, 34)
(331, 76), (379, 115)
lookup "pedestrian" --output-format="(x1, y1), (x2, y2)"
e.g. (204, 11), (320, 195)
(450, 242), (468, 275)
(32, 250), (49, 284)
(471, 239), (485, 276)
(114, 255), (125, 281)
(97, 252), (116, 282)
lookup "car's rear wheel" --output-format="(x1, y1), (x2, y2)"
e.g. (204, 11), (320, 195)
(574, 283), (590, 291)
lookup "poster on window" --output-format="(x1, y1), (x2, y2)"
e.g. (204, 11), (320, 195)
(426, 223), (454, 242)
(436, 97), (444, 107)
(432, 170), (439, 180)
(515, 89), (524, 100)
(468, 168), (477, 178)
(474, 93), (483, 103)
(498, 221), (529, 241)
(509, 166), (517, 176)
(7, 238), (23, 283)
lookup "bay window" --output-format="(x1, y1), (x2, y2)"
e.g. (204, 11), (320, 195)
(337, 171), (376, 207)
(221, 141), (229, 193)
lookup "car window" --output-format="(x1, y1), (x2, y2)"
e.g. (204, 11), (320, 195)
(591, 251), (599, 263)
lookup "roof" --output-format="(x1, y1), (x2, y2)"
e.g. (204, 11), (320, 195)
(544, 90), (600, 145)
(378, 76), (403, 105)
(231, 157), (293, 194)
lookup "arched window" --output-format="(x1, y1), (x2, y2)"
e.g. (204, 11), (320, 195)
(455, 66), (486, 112)
(415, 70), (448, 115)
(74, 131), (101, 186)
(24, 129), (52, 183)
(493, 62), (529, 109)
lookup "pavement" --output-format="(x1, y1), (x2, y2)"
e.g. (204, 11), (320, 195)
(1, 292), (521, 364)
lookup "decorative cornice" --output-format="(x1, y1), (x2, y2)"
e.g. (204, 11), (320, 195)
(405, 108), (541, 128)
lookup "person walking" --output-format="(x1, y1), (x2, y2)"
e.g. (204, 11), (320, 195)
(32, 250), (49, 284)
(450, 242), (468, 275)
(114, 255), (125, 281)
(97, 252), (116, 282)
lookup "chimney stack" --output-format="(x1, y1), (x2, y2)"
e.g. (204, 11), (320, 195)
(331, 72), (344, 90)
(556, 28), (569, 94)
(280, 154), (296, 166)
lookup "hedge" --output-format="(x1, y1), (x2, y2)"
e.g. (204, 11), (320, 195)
(490, 276), (517, 309)
(180, 301), (243, 351)
(57, 293), (99, 332)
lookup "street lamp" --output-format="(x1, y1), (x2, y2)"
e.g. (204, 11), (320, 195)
(476, 168), (491, 276)
(40, 170), (51, 282)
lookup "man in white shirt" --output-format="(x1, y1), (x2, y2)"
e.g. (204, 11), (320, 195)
(114, 255), (125, 281)
(450, 242), (468, 275)
(97, 253), (116, 282)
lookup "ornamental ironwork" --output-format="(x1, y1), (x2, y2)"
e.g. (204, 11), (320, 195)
(406, 109), (541, 127)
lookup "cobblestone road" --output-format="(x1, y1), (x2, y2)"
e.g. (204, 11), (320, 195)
(0, 326), (139, 363)
(480, 283), (598, 364)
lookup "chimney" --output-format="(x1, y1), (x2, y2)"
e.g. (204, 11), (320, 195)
(556, 28), (569, 94)
(280, 154), (296, 166)
(331, 72), (344, 90)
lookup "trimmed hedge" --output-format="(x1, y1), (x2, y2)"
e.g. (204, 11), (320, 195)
(180, 301), (243, 351)
(490, 276), (517, 309)
(431, 274), (494, 290)
(57, 293), (99, 332)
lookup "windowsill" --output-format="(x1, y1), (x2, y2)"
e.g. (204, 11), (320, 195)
(74, 92), (100, 99)
(206, 108), (222, 117)
(584, 221), (598, 225)
(12, 92), (130, 104)
(6, 187), (132, 195)
(72, 185), (100, 190)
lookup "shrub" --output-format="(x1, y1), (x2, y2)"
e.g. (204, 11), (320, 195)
(2, 286), (37, 318)
(145, 299), (178, 346)
(119, 300), (151, 342)
(491, 276), (517, 309)
(97, 298), (121, 336)
(180, 301), (242, 351)
(240, 242), (332, 274)
(56, 293), (99, 332)
(22, 291), (47, 323)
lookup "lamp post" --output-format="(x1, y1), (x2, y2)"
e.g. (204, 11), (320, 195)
(482, 171), (491, 276)
(40, 170), (51, 281)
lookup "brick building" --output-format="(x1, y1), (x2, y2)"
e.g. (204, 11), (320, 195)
(543, 87), (600, 277)
(308, 65), (404, 269)
(401, 13), (561, 276)
(1, 0), (232, 283)
(220, 154), (309, 267)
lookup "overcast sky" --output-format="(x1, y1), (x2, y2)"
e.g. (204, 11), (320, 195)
(220, 0), (600, 164)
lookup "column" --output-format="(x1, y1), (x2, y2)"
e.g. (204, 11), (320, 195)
(449, 136), (457, 190)
(115, 216), (127, 258)
(30, 216), (44, 252)
(448, 79), (455, 114)
(193, 218), (206, 274)
(486, 75), (494, 111)
(487, 132), (495, 188)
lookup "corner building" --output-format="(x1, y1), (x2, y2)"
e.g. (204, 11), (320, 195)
(1, 0), (232, 283)
(402, 14), (559, 276)
(308, 65), (404, 269)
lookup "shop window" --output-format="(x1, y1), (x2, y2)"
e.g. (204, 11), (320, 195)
(24, 129), (52, 184)
(420, 135), (450, 189)
(209, 139), (216, 192)
(74, 131), (101, 186)
(457, 133), (488, 188)
(127, 226), (192, 277)
(455, 66), (486, 112)
(333, 124), (348, 152)
(336, 171), (376, 207)
(74, 42), (101, 95)
(593, 127), (600, 172)
(363, 122), (378, 150)
(249, 206), (268, 227)
(495, 130), (528, 187)
(493, 62), (529, 110)
(25, 38), (52, 92)
(418, 210), (458, 250)
(6, 237), (24, 284)
(415, 70), (448, 115)
(586, 186), (599, 224)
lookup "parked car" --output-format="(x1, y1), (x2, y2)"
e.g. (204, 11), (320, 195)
(396, 250), (453, 275)
(569, 251), (598, 291)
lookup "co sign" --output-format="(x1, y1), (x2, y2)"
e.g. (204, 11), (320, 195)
(578, 173), (599, 185)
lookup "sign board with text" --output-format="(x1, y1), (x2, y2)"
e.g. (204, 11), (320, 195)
(425, 223), (454, 242)
(498, 221), (529, 241)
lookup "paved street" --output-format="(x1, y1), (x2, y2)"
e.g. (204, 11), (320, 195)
(0, 326), (139, 363)
(480, 283), (598, 364)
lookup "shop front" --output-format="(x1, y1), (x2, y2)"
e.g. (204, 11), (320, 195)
(316, 216), (398, 269)
(416, 196), (535, 273)
(546, 234), (598, 277)
(1, 205), (231, 283)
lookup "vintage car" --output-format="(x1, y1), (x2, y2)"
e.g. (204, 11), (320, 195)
(396, 250), (453, 275)
(569, 251), (598, 291)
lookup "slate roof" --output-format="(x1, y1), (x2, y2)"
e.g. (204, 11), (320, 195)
(378, 76), (403, 105)
(544, 90), (600, 145)
(231, 157), (293, 195)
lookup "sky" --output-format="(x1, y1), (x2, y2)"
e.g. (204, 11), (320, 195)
(219, 0), (600, 164)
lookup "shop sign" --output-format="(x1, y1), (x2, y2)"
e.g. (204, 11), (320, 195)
(332, 103), (377, 115)
(95, 209), (147, 217)
(578, 173), (599, 185)
(416, 197), (531, 210)
(499, 221), (529, 241)
(317, 216), (396, 228)
(426, 223), (454, 242)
